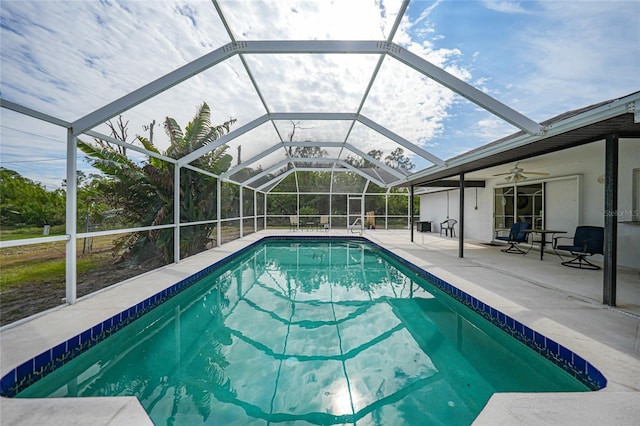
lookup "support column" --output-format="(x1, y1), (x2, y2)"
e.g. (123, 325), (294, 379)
(385, 190), (389, 230)
(217, 179), (222, 247)
(174, 165), (181, 263)
(603, 134), (618, 306)
(297, 192), (300, 229)
(65, 129), (77, 304)
(264, 192), (267, 230)
(329, 190), (333, 230)
(253, 189), (257, 233)
(239, 185), (244, 238)
(410, 185), (415, 242)
(459, 173), (465, 258)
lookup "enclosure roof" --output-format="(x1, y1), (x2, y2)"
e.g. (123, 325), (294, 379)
(1, 1), (638, 192)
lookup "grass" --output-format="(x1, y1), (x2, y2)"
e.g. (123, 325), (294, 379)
(0, 234), (144, 325)
(1, 258), (65, 290)
(0, 254), (110, 291)
(0, 236), (114, 291)
(0, 225), (66, 241)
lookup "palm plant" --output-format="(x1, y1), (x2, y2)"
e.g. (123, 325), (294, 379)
(78, 103), (235, 265)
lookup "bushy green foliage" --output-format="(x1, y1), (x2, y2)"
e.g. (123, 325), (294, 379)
(0, 167), (65, 226)
(298, 205), (317, 216)
(78, 103), (235, 265)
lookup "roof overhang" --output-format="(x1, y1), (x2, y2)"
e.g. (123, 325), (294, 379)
(401, 92), (640, 186)
(417, 180), (486, 188)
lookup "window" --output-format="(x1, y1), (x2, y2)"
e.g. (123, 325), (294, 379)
(494, 183), (543, 230)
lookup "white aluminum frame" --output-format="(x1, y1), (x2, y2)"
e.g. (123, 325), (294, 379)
(14, 0), (639, 315)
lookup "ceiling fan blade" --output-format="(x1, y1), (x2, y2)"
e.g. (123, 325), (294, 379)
(504, 174), (521, 182)
(495, 162), (549, 178)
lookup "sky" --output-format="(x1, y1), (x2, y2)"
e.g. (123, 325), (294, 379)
(1, 0), (638, 189)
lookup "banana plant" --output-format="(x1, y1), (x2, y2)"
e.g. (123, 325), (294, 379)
(78, 103), (235, 265)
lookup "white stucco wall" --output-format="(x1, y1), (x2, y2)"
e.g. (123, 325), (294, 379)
(616, 138), (640, 268)
(419, 137), (639, 269)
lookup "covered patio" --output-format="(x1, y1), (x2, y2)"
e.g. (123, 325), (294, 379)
(406, 92), (640, 312)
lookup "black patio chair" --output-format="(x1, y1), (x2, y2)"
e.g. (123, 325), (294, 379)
(495, 222), (531, 254)
(554, 226), (604, 270)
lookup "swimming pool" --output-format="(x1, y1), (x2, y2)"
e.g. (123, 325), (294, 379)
(4, 237), (604, 424)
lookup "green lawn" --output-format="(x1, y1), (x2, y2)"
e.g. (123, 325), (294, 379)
(0, 255), (107, 291)
(0, 235), (113, 291)
(0, 225), (66, 241)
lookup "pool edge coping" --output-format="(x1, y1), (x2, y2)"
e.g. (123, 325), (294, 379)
(0, 234), (607, 398)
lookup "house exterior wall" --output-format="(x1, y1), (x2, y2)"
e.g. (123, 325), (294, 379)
(419, 137), (639, 269)
(616, 137), (640, 269)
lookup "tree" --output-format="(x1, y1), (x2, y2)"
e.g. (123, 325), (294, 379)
(0, 168), (65, 227)
(74, 171), (112, 234)
(344, 149), (382, 168)
(385, 147), (415, 172)
(291, 145), (327, 159)
(78, 103), (235, 265)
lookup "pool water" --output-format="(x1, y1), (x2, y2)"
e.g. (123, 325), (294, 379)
(17, 240), (589, 425)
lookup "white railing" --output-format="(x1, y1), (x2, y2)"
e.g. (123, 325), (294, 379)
(350, 217), (363, 234)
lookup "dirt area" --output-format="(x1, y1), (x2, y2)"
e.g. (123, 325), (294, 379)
(0, 262), (163, 327)
(0, 228), (247, 326)
(0, 239), (164, 327)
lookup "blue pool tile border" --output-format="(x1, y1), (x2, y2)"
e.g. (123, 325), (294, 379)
(0, 235), (606, 397)
(361, 237), (607, 391)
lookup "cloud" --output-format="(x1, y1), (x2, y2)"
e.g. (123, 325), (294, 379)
(481, 1), (533, 15)
(496, 1), (640, 118)
(242, 54), (378, 113)
(410, 0), (443, 30)
(1, 0), (637, 187)
(0, 110), (70, 188)
(0, 0), (488, 176)
(1, 1), (230, 122)
(218, 0), (395, 40)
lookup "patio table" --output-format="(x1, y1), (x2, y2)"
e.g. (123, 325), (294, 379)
(527, 229), (566, 260)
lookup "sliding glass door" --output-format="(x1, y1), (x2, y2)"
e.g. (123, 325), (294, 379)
(494, 183), (543, 230)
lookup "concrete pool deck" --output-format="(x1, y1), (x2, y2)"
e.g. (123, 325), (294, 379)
(1, 229), (639, 425)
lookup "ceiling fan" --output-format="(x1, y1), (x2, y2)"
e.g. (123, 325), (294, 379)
(493, 163), (549, 182)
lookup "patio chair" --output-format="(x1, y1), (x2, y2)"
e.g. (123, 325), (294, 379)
(318, 215), (329, 231)
(554, 226), (604, 270)
(289, 215), (299, 231)
(495, 222), (531, 254)
(440, 219), (457, 237)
